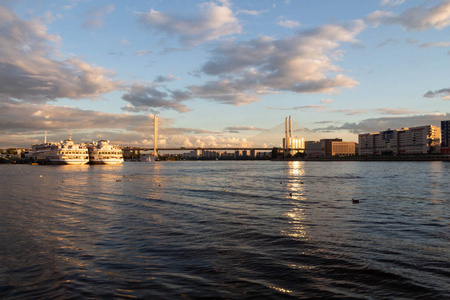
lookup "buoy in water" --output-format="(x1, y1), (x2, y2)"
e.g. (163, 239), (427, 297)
(352, 198), (360, 204)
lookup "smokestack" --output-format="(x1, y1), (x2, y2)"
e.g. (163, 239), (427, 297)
(289, 116), (292, 139)
(285, 117), (288, 148)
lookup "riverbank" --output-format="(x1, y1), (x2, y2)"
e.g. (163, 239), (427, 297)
(276, 154), (450, 161)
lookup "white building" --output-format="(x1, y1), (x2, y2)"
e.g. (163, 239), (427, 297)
(305, 139), (356, 157)
(359, 125), (441, 155)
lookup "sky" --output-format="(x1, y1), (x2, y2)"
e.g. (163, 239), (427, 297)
(1, 0), (450, 149)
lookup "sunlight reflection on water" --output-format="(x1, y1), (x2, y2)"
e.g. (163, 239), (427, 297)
(1, 161), (449, 299)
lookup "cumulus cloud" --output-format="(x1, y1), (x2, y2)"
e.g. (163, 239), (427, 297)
(137, 1), (241, 46)
(424, 88), (450, 100)
(0, 5), (119, 103)
(367, 0), (450, 31)
(154, 74), (180, 83)
(276, 17), (301, 28)
(223, 126), (266, 133)
(188, 79), (263, 105)
(0, 98), (150, 132)
(121, 83), (191, 113)
(267, 105), (421, 116)
(1, 97), (253, 148)
(375, 107), (423, 115)
(237, 9), (267, 16)
(136, 50), (152, 56)
(159, 127), (219, 135)
(375, 38), (399, 48)
(120, 39), (130, 46)
(381, 0), (405, 6)
(191, 21), (364, 105)
(419, 41), (450, 48)
(317, 114), (448, 134)
(82, 4), (115, 29)
(332, 109), (368, 115)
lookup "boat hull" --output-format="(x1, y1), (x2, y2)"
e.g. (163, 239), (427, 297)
(45, 159), (89, 165)
(89, 159), (123, 165)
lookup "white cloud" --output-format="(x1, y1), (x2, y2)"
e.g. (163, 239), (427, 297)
(121, 83), (191, 113)
(154, 74), (180, 83)
(120, 39), (130, 46)
(224, 126), (266, 133)
(0, 5), (119, 103)
(82, 4), (115, 29)
(237, 9), (267, 16)
(317, 114), (448, 134)
(0, 97), (152, 135)
(374, 107), (423, 115)
(136, 50), (152, 56)
(381, 0), (405, 6)
(276, 17), (301, 28)
(424, 88), (450, 100)
(419, 41), (450, 48)
(188, 79), (264, 106)
(320, 98), (333, 104)
(331, 108), (368, 115)
(137, 1), (241, 46)
(367, 0), (450, 31)
(193, 21), (364, 105)
(2, 97), (248, 148)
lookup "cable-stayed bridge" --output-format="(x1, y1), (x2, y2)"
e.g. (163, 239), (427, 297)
(122, 116), (317, 154)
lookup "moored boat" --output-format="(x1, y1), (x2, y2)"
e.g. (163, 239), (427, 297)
(31, 135), (89, 165)
(87, 140), (123, 165)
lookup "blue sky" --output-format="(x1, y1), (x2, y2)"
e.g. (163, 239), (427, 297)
(1, 0), (449, 148)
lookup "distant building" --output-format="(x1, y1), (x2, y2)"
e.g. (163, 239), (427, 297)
(442, 120), (450, 154)
(331, 141), (357, 157)
(321, 138), (342, 157)
(0, 148), (27, 159)
(305, 141), (322, 157)
(283, 137), (305, 156)
(305, 139), (356, 157)
(359, 125), (441, 155)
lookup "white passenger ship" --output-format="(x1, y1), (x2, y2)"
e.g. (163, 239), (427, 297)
(87, 140), (123, 165)
(31, 135), (89, 165)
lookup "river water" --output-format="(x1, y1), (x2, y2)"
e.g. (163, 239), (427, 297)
(0, 161), (449, 299)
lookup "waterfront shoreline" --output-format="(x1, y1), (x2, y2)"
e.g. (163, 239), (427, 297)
(275, 154), (450, 162)
(3, 154), (450, 163)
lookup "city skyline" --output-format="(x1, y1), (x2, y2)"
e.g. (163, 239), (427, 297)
(1, 0), (450, 148)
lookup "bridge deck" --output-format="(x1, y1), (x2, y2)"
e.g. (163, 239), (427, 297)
(123, 147), (304, 151)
